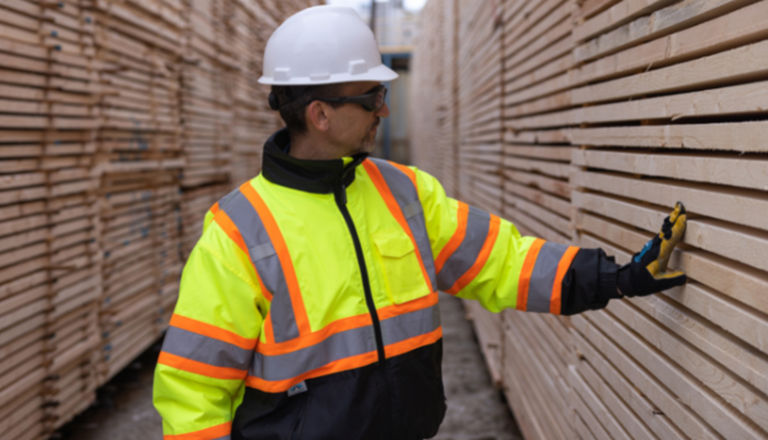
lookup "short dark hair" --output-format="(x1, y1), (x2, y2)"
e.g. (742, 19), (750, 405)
(271, 84), (343, 137)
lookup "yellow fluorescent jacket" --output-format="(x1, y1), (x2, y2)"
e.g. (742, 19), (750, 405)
(153, 147), (586, 439)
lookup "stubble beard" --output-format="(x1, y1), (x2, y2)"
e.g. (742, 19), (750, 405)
(357, 118), (380, 154)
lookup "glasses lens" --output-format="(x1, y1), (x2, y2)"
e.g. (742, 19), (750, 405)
(375, 87), (386, 111)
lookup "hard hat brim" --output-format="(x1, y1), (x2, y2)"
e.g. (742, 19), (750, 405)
(258, 64), (399, 86)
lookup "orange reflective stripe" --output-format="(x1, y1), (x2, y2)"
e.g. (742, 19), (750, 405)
(239, 182), (310, 336)
(550, 246), (579, 315)
(378, 291), (439, 321)
(445, 215), (501, 295)
(158, 351), (248, 380)
(362, 160), (434, 292)
(517, 239), (545, 311)
(389, 161), (417, 189)
(170, 314), (257, 350)
(213, 210), (247, 255)
(245, 351), (379, 393)
(434, 202), (469, 274)
(385, 326), (443, 359)
(209, 201), (220, 216)
(257, 313), (373, 356)
(257, 277), (272, 303)
(213, 210), (273, 303)
(164, 421), (231, 440)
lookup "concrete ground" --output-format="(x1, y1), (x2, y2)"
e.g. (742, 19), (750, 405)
(54, 293), (521, 440)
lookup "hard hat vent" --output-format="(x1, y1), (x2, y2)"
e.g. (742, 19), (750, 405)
(274, 68), (291, 81)
(349, 60), (368, 75)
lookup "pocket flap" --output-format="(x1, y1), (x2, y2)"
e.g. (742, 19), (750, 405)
(373, 228), (415, 258)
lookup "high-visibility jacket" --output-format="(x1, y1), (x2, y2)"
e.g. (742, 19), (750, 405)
(153, 129), (620, 440)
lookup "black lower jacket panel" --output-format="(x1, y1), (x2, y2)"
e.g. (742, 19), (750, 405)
(232, 341), (446, 440)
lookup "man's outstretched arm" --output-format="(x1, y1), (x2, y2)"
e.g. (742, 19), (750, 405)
(416, 167), (686, 315)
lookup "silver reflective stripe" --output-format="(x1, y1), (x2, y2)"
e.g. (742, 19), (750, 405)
(403, 200), (423, 219)
(161, 327), (252, 370)
(527, 242), (568, 313)
(370, 159), (437, 291)
(212, 436), (231, 440)
(218, 187), (240, 209)
(250, 324), (377, 382)
(437, 206), (490, 291)
(381, 304), (441, 346)
(250, 304), (441, 382)
(250, 242), (276, 262)
(222, 190), (300, 343)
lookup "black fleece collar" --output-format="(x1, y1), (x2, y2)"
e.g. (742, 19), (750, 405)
(261, 128), (369, 194)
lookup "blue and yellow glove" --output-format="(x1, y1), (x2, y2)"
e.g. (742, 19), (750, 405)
(617, 202), (687, 297)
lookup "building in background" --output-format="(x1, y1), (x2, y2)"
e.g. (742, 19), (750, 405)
(372, 0), (420, 49)
(370, 0), (419, 164)
(325, 0), (424, 163)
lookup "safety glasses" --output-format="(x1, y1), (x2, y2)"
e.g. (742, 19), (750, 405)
(318, 85), (388, 112)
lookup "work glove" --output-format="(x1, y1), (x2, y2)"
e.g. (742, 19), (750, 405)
(617, 202), (687, 297)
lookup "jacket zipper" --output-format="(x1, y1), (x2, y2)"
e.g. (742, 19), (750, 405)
(333, 182), (386, 363)
(335, 178), (394, 439)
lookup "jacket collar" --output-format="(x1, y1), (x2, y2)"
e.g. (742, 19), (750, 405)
(261, 128), (369, 194)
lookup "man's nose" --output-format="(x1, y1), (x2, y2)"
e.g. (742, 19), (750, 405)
(375, 102), (390, 118)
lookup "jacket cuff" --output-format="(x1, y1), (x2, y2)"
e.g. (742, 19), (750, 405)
(559, 248), (619, 316)
(598, 258), (621, 301)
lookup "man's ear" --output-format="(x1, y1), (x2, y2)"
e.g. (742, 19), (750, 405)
(305, 101), (332, 133)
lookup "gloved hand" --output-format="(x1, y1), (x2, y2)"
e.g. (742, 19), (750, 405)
(617, 202), (687, 297)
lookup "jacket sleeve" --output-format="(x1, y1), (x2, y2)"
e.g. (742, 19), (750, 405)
(415, 169), (620, 316)
(153, 206), (268, 439)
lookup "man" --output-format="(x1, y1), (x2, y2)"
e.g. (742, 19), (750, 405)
(153, 5), (687, 440)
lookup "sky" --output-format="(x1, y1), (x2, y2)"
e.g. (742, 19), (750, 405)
(327, 0), (428, 15)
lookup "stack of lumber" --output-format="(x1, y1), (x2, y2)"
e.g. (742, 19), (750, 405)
(0, 0), (101, 437)
(569, 0), (768, 438)
(497, 3), (580, 438)
(501, 0), (577, 245)
(178, 0), (236, 257)
(0, 0), (315, 437)
(410, 0), (457, 196)
(97, 175), (182, 383)
(412, 0), (768, 439)
(229, 0), (274, 188)
(456, 0), (503, 217)
(91, 0), (184, 386)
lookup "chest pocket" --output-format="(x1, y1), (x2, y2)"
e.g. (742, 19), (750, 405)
(373, 227), (432, 305)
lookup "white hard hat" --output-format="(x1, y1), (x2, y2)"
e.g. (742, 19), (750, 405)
(259, 5), (398, 86)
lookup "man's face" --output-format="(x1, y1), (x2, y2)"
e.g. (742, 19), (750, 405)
(326, 81), (390, 156)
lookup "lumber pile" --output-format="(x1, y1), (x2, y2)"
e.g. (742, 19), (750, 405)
(178, 0), (236, 257)
(456, 0), (503, 217)
(91, 0), (185, 387)
(411, 0), (458, 196)
(0, 0), (101, 437)
(412, 1), (768, 438)
(0, 0), (317, 437)
(499, 3), (580, 438)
